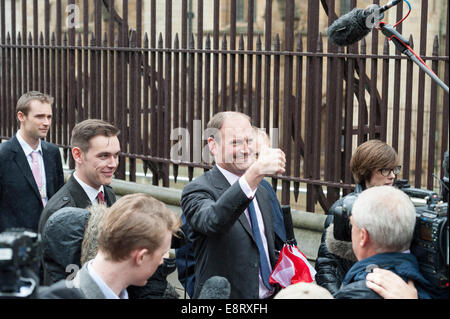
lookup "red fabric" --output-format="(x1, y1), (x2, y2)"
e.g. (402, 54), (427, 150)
(269, 244), (316, 288)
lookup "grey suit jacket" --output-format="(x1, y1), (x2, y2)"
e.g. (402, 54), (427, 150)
(0, 135), (64, 232)
(75, 263), (107, 299)
(181, 165), (277, 299)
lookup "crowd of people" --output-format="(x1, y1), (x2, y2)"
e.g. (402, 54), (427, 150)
(0, 91), (447, 300)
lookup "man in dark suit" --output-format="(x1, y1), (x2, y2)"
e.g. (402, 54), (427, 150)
(38, 119), (120, 234)
(37, 119), (120, 285)
(0, 91), (64, 233)
(181, 111), (286, 299)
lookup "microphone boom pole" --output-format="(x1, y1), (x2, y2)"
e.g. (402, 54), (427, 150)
(379, 23), (449, 94)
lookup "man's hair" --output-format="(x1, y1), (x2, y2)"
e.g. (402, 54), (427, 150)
(350, 139), (399, 184)
(206, 111), (251, 143)
(71, 119), (120, 153)
(351, 186), (416, 253)
(16, 91), (54, 116)
(97, 193), (181, 262)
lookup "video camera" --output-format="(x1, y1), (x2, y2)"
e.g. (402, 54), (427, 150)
(0, 228), (41, 298)
(333, 152), (449, 289)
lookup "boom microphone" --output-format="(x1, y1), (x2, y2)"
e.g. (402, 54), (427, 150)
(198, 276), (231, 299)
(327, 1), (403, 46)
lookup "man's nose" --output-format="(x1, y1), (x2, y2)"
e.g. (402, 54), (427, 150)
(108, 156), (119, 167)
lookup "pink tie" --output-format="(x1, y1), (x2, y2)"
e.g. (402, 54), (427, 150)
(31, 151), (46, 206)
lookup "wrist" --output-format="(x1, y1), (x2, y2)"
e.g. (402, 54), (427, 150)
(243, 162), (264, 191)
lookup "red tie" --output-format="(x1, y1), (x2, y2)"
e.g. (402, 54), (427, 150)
(97, 191), (105, 204)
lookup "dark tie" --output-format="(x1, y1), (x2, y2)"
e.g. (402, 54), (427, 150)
(97, 191), (105, 204)
(248, 201), (272, 290)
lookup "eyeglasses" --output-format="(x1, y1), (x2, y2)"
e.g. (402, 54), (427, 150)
(379, 166), (401, 177)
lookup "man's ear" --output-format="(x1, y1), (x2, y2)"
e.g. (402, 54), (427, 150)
(72, 147), (83, 164)
(207, 136), (217, 157)
(359, 228), (370, 248)
(17, 111), (26, 123)
(134, 248), (149, 266)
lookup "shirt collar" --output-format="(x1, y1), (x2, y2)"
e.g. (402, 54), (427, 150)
(86, 260), (128, 299)
(73, 172), (105, 204)
(16, 130), (42, 157)
(216, 165), (240, 186)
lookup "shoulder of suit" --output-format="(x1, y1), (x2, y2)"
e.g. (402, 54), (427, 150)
(48, 184), (74, 206)
(0, 138), (14, 154)
(41, 140), (60, 152)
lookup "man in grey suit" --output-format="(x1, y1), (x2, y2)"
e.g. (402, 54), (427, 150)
(73, 194), (180, 299)
(0, 91), (64, 233)
(181, 111), (286, 299)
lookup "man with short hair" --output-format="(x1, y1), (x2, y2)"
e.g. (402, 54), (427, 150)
(47, 194), (180, 299)
(74, 193), (180, 299)
(181, 111), (286, 299)
(333, 186), (436, 299)
(38, 119), (120, 285)
(0, 91), (64, 232)
(38, 119), (120, 234)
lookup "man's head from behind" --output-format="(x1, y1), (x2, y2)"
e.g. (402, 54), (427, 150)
(71, 119), (120, 189)
(350, 186), (416, 261)
(96, 193), (181, 286)
(206, 111), (254, 176)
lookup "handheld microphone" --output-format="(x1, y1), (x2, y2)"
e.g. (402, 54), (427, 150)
(327, 1), (403, 46)
(198, 276), (231, 299)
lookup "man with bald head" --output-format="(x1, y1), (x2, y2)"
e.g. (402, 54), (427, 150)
(181, 111), (286, 299)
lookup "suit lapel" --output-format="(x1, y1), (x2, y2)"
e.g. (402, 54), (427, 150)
(255, 187), (276, 264)
(11, 136), (42, 201)
(41, 141), (54, 196)
(67, 175), (93, 208)
(209, 166), (254, 238)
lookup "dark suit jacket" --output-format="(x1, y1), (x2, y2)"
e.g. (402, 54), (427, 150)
(0, 135), (64, 232)
(181, 165), (278, 299)
(38, 174), (116, 234)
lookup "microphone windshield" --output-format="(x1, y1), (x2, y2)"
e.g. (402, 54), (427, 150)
(327, 5), (380, 46)
(198, 276), (231, 299)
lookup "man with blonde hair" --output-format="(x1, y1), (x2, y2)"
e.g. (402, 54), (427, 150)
(74, 193), (181, 299)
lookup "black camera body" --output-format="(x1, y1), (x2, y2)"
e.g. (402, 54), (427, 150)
(333, 180), (448, 289)
(0, 228), (41, 298)
(411, 203), (448, 288)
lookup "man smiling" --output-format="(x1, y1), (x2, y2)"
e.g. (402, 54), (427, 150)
(38, 119), (120, 234)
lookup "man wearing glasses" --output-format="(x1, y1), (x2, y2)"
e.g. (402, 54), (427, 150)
(315, 139), (402, 295)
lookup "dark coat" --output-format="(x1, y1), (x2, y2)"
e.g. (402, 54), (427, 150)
(181, 165), (278, 299)
(41, 207), (90, 285)
(334, 252), (436, 299)
(37, 174), (116, 234)
(175, 178), (287, 298)
(314, 183), (365, 295)
(0, 135), (64, 232)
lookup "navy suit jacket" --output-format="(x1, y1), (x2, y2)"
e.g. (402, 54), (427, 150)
(0, 135), (64, 232)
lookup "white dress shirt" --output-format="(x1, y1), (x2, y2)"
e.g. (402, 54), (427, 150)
(216, 165), (273, 299)
(16, 130), (48, 203)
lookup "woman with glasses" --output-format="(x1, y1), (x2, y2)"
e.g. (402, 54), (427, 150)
(314, 139), (401, 296)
